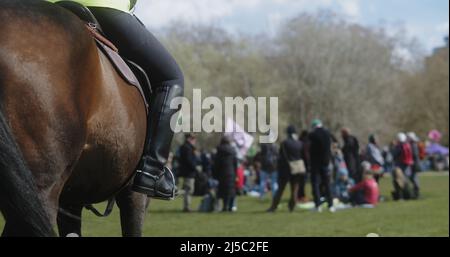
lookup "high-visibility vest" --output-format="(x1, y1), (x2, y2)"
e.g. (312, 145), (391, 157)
(47, 0), (136, 13)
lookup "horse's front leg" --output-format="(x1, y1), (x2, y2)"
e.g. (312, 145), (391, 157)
(57, 204), (83, 237)
(116, 186), (150, 237)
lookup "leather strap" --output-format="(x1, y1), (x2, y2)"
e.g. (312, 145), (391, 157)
(84, 198), (115, 217)
(85, 23), (119, 53)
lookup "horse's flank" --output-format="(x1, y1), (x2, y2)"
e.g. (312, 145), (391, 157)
(0, 0), (147, 234)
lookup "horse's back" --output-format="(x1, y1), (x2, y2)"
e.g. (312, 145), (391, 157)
(0, 0), (97, 116)
(0, 0), (90, 48)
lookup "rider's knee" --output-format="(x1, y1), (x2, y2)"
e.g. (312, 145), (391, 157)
(171, 65), (184, 89)
(162, 66), (184, 96)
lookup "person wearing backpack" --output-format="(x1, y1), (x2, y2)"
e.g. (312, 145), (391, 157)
(256, 143), (279, 200)
(407, 132), (422, 198)
(394, 133), (414, 174)
(392, 133), (415, 200)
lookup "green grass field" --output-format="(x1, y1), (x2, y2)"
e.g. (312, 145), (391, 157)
(1, 172), (448, 237)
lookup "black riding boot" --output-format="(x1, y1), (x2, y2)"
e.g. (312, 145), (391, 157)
(132, 84), (183, 200)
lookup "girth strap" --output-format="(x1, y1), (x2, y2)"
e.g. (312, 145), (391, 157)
(84, 198), (115, 217)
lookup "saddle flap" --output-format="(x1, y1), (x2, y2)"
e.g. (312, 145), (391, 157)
(56, 1), (149, 113)
(92, 33), (149, 113)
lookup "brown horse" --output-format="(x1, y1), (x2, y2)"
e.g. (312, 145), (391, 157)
(0, 0), (150, 237)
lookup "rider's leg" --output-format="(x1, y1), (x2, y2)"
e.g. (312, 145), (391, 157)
(89, 7), (184, 200)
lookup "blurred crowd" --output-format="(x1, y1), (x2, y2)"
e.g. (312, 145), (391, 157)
(168, 122), (449, 213)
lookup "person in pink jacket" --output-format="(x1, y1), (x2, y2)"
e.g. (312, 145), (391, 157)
(348, 162), (380, 206)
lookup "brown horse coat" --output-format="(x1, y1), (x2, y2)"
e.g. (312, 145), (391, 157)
(0, 0), (147, 236)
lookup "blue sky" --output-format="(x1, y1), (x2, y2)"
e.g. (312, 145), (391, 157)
(135, 0), (449, 52)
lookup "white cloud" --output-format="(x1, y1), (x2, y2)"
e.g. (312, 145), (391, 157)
(402, 21), (449, 53)
(428, 21), (449, 50)
(134, 0), (262, 28)
(134, 0), (362, 28)
(267, 12), (283, 35)
(340, 0), (360, 19)
(436, 21), (449, 35)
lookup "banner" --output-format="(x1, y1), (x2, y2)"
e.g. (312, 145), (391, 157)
(225, 118), (254, 158)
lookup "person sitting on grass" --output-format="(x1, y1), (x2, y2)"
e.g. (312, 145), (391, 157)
(198, 179), (219, 213)
(331, 143), (354, 203)
(333, 168), (355, 204)
(348, 162), (380, 208)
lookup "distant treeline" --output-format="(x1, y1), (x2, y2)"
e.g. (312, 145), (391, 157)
(158, 11), (449, 148)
